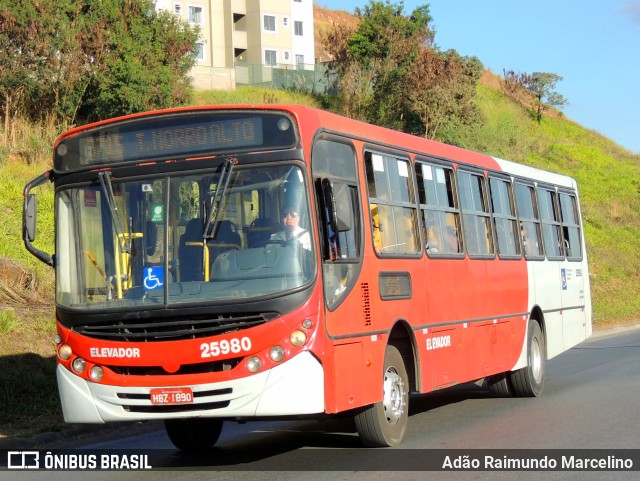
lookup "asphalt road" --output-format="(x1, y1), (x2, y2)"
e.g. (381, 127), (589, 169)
(4, 323), (640, 480)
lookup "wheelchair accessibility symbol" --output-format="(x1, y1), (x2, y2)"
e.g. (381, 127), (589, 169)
(143, 266), (164, 290)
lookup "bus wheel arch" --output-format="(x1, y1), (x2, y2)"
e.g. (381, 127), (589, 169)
(388, 320), (419, 393)
(510, 311), (546, 397)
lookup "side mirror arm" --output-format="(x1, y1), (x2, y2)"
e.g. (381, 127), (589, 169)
(23, 170), (55, 267)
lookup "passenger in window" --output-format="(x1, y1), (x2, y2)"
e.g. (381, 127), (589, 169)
(520, 222), (539, 256)
(444, 225), (460, 253)
(271, 205), (311, 250)
(424, 215), (442, 253)
(370, 205), (383, 254)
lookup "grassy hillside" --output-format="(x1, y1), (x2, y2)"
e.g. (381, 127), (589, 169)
(464, 79), (640, 322)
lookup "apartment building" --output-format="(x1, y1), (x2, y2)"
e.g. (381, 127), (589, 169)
(155, 0), (316, 90)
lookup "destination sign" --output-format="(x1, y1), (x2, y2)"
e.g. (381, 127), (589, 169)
(54, 112), (296, 172)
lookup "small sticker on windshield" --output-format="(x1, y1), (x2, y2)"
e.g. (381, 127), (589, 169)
(143, 266), (164, 290)
(151, 205), (163, 222)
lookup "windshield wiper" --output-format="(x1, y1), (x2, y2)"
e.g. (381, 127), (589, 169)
(203, 156), (238, 241)
(98, 171), (128, 254)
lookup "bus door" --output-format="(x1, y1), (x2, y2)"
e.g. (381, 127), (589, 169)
(312, 138), (367, 412)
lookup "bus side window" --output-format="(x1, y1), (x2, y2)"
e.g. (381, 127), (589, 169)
(312, 138), (361, 310)
(514, 182), (544, 259)
(416, 161), (463, 256)
(489, 176), (521, 258)
(537, 187), (564, 260)
(365, 152), (420, 256)
(458, 170), (494, 257)
(559, 192), (582, 260)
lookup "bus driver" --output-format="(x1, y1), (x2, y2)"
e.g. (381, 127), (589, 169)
(270, 204), (311, 250)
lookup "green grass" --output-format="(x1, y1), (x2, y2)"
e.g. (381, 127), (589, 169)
(0, 309), (19, 334)
(189, 85), (323, 107)
(465, 85), (640, 323)
(0, 159), (56, 296)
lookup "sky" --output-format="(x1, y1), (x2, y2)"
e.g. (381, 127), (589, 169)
(314, 0), (640, 154)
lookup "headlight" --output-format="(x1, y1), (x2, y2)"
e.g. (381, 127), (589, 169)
(89, 366), (104, 382)
(246, 357), (262, 373)
(270, 346), (285, 362)
(290, 330), (307, 347)
(58, 344), (72, 360)
(72, 357), (86, 373)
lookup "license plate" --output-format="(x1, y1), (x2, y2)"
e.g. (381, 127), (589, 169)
(149, 387), (194, 405)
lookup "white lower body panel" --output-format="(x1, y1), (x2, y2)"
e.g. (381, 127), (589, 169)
(58, 351), (325, 423)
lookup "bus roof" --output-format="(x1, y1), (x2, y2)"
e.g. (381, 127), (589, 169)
(54, 104), (577, 187)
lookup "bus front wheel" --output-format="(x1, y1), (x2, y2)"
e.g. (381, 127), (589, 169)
(355, 345), (409, 447)
(510, 319), (545, 397)
(164, 417), (223, 451)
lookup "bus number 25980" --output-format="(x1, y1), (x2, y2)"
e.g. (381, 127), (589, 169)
(200, 337), (252, 358)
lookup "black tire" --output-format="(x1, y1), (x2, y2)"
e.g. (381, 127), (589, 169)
(355, 345), (409, 447)
(510, 319), (545, 397)
(487, 372), (514, 397)
(164, 418), (223, 451)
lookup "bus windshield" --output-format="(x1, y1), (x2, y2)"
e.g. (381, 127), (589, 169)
(55, 163), (315, 310)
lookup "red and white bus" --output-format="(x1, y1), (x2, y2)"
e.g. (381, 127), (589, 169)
(23, 104), (591, 448)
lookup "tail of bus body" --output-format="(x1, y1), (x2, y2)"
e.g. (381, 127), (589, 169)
(487, 253), (592, 397)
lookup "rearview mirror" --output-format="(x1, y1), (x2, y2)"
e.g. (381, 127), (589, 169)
(25, 194), (37, 243)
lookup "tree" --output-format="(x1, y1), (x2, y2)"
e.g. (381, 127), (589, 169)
(501, 70), (567, 123)
(324, 1), (433, 130)
(407, 48), (483, 141)
(78, 0), (199, 122)
(522, 72), (567, 123)
(0, 0), (199, 126)
(323, 0), (484, 144)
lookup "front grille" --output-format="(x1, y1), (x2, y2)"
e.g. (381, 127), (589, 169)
(123, 400), (230, 413)
(74, 312), (277, 342)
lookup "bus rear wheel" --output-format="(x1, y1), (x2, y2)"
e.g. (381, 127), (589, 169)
(355, 345), (409, 447)
(510, 319), (545, 397)
(164, 417), (223, 451)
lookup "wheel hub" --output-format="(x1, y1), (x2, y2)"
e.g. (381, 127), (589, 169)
(383, 367), (405, 426)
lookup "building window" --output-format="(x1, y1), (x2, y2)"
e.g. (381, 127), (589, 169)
(284, 51), (290, 61)
(194, 42), (205, 61)
(294, 21), (303, 36)
(296, 55), (304, 69)
(294, 0), (302, 3)
(264, 49), (277, 66)
(283, 17), (289, 27)
(263, 15), (276, 32)
(174, 3), (181, 15)
(188, 6), (203, 25)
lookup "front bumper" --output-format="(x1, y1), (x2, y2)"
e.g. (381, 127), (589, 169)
(57, 351), (325, 423)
